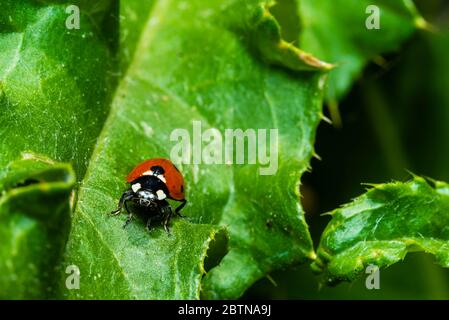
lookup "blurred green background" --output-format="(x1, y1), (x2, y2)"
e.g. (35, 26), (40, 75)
(245, 0), (449, 299)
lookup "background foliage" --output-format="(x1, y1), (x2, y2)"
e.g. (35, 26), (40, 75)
(246, 0), (449, 299)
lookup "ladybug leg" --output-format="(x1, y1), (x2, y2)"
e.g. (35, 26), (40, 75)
(122, 197), (136, 228)
(123, 212), (134, 228)
(163, 214), (171, 234)
(159, 202), (173, 234)
(146, 217), (152, 232)
(175, 199), (187, 218)
(110, 189), (133, 215)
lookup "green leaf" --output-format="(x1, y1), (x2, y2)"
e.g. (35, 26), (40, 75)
(119, 0), (155, 72)
(0, 0), (117, 179)
(0, 154), (75, 299)
(297, 0), (424, 102)
(0, 0), (117, 299)
(312, 176), (449, 285)
(63, 0), (327, 299)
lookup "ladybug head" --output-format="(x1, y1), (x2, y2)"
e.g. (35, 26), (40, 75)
(135, 189), (159, 208)
(130, 175), (168, 208)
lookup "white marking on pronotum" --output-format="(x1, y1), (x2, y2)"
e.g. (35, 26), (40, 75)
(142, 170), (167, 183)
(142, 170), (154, 176)
(131, 183), (141, 193)
(156, 190), (167, 200)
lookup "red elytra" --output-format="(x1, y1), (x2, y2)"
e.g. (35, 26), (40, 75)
(126, 158), (185, 201)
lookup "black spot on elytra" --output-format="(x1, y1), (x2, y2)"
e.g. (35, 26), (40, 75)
(181, 185), (184, 192)
(150, 165), (165, 175)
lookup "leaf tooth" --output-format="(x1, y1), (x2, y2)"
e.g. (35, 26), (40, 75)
(320, 114), (332, 125)
(252, 2), (334, 72)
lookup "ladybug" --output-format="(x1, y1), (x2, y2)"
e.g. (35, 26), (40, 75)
(110, 158), (187, 233)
